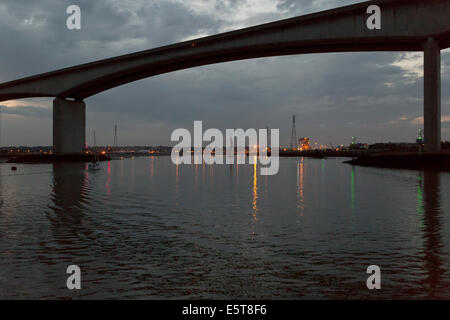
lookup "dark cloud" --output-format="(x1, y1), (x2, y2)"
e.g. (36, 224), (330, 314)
(0, 0), (449, 147)
(277, 0), (363, 15)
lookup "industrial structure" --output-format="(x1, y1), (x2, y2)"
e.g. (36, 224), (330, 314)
(290, 115), (297, 150)
(299, 138), (311, 151)
(113, 124), (118, 150)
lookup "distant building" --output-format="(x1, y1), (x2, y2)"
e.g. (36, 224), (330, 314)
(299, 137), (311, 151)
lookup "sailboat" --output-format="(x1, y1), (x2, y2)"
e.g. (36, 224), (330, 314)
(88, 131), (101, 170)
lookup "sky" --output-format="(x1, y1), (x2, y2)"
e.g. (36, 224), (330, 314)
(0, 0), (449, 147)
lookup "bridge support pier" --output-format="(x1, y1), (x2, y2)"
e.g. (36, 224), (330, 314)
(53, 97), (86, 155)
(424, 37), (441, 153)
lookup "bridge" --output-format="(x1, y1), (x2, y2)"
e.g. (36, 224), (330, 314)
(0, 0), (449, 153)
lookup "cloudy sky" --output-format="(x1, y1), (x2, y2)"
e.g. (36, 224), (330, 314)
(0, 0), (449, 147)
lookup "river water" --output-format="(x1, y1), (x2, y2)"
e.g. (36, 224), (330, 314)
(0, 157), (449, 299)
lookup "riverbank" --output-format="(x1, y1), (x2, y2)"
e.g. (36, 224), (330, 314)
(344, 152), (450, 171)
(6, 154), (112, 164)
(279, 150), (361, 158)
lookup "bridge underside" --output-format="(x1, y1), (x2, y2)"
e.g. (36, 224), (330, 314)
(0, 0), (448, 154)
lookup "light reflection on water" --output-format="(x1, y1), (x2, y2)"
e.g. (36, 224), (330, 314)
(0, 157), (449, 299)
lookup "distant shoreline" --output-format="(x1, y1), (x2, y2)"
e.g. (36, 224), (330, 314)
(5, 154), (112, 164)
(344, 152), (450, 172)
(3, 151), (450, 173)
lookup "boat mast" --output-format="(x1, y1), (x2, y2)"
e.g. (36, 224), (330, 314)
(93, 130), (99, 162)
